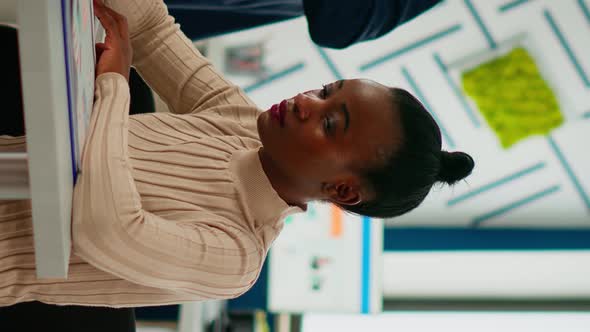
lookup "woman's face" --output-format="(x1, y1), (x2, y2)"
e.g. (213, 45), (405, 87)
(257, 79), (400, 205)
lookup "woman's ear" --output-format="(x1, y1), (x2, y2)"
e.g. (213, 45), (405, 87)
(323, 180), (362, 206)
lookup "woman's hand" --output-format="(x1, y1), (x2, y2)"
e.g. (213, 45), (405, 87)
(94, 0), (132, 81)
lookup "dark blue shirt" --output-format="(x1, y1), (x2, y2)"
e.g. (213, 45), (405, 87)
(304, 0), (443, 48)
(166, 0), (443, 49)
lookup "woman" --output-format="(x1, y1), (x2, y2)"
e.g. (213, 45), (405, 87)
(0, 0), (473, 310)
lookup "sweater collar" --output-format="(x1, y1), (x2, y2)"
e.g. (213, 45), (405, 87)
(230, 149), (305, 227)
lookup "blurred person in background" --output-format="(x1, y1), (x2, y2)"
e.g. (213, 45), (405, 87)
(164, 0), (443, 49)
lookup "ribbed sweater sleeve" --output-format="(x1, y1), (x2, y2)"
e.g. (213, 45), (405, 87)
(72, 73), (263, 296)
(102, 0), (256, 115)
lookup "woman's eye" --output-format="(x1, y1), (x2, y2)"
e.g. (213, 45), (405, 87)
(321, 84), (329, 99)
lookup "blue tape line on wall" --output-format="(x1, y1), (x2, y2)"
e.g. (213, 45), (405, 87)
(464, 0), (497, 49)
(579, 0), (590, 24)
(547, 136), (590, 212)
(448, 162), (546, 206)
(471, 184), (561, 227)
(316, 47), (343, 80)
(433, 53), (481, 128)
(499, 0), (531, 13)
(544, 9), (590, 87)
(359, 24), (462, 72)
(401, 67), (456, 148)
(243, 62), (305, 93)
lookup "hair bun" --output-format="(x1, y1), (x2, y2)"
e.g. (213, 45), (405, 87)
(438, 151), (475, 185)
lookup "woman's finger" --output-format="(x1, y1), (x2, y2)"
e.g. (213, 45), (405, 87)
(94, 1), (118, 36)
(101, 5), (129, 39)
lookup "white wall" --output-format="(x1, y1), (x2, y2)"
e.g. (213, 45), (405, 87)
(302, 312), (590, 332)
(383, 251), (590, 299)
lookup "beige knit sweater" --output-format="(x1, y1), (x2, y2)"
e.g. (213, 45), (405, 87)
(0, 0), (301, 307)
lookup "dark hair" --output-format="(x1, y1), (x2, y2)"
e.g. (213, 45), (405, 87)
(343, 88), (474, 218)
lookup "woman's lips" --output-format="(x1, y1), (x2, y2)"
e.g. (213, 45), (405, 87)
(269, 100), (287, 127)
(278, 100), (287, 127)
(269, 104), (280, 125)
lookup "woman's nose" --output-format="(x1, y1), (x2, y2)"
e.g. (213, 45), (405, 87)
(293, 93), (313, 121)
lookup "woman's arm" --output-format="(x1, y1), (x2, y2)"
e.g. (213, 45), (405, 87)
(101, 0), (256, 114)
(73, 4), (263, 298)
(72, 73), (263, 297)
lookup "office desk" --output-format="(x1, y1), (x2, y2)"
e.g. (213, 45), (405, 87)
(10, 0), (97, 278)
